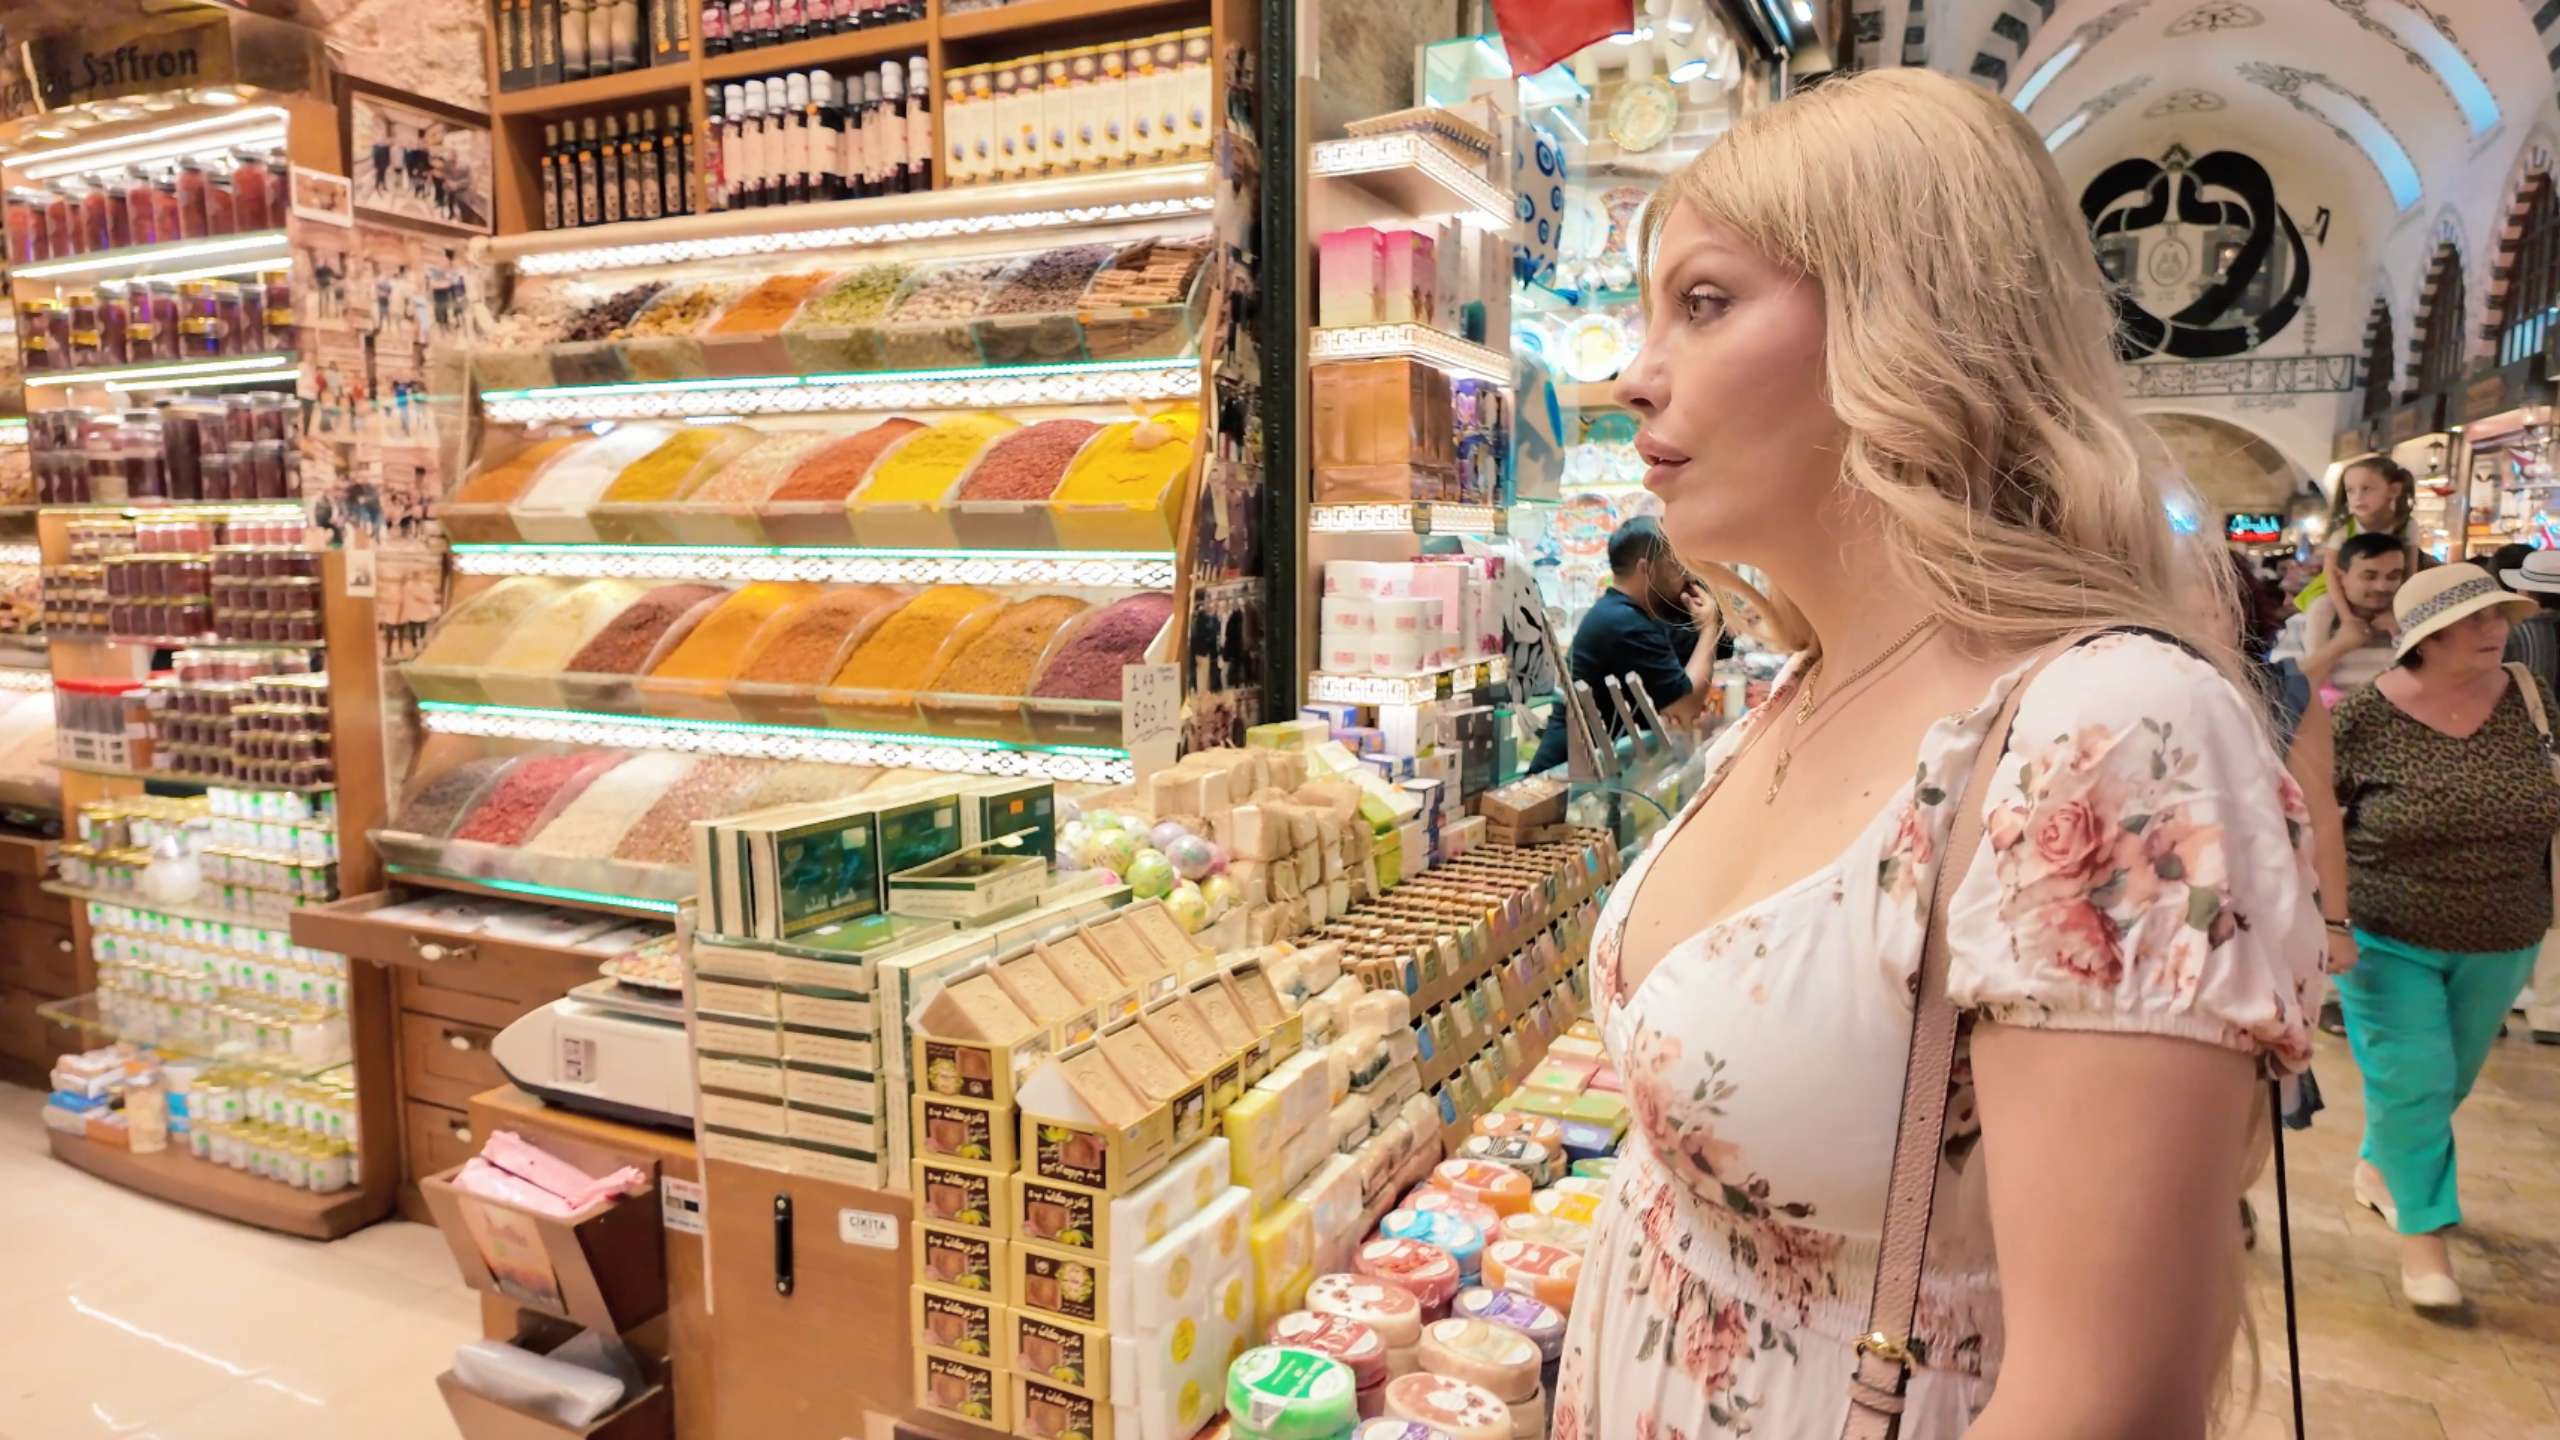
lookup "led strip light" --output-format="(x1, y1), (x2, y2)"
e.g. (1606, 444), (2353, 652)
(1308, 503), (1500, 536)
(479, 358), (1200, 422)
(15, 109), (289, 182)
(10, 231), (289, 282)
(450, 543), (1178, 588)
(1305, 656), (1508, 706)
(39, 499), (304, 520)
(416, 701), (1136, 784)
(383, 865), (682, 915)
(1309, 324), (1513, 385)
(503, 164), (1217, 275)
(1309, 134), (1516, 231)
(24, 353), (298, 390)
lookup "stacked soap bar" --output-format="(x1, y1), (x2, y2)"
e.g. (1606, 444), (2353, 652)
(1312, 358), (1457, 506)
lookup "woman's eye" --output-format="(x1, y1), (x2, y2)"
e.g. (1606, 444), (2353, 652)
(1680, 289), (1727, 322)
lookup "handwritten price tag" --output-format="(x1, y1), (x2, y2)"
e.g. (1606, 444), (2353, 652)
(1121, 662), (1181, 782)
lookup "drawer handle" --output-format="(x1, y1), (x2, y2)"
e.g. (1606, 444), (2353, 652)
(54, 939), (70, 954)
(410, 935), (477, 965)
(444, 1030), (480, 1053)
(450, 1122), (473, 1144)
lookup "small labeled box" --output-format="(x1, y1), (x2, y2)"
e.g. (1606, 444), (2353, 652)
(914, 1158), (1006, 1234)
(1008, 1309), (1110, 1396)
(1016, 1373), (1113, 1439)
(1012, 1170), (1109, 1253)
(912, 1282), (1001, 1360)
(915, 1349), (1007, 1429)
(1013, 1238), (1111, 1327)
(913, 1093), (1014, 1170)
(914, 1221), (1007, 1301)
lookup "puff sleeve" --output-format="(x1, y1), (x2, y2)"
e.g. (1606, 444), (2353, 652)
(1942, 633), (2324, 1072)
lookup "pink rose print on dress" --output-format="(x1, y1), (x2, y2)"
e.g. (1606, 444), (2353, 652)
(1676, 1294), (1753, 1392)
(2031, 896), (2125, 985)
(2030, 798), (2111, 883)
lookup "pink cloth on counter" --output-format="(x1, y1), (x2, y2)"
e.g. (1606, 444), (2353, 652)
(481, 1129), (650, 1211)
(453, 1156), (584, 1218)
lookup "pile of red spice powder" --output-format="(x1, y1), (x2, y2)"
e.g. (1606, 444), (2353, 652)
(1031, 591), (1173, 700)
(563, 584), (725, 674)
(454, 752), (626, 845)
(954, 419), (1100, 502)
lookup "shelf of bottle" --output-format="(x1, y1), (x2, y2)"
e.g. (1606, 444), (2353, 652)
(491, 63), (698, 117)
(50, 759), (336, 795)
(43, 880), (325, 933)
(942, 0), (1201, 40)
(700, 18), (932, 80)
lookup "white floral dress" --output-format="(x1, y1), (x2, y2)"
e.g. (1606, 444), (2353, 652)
(1551, 634), (2324, 1440)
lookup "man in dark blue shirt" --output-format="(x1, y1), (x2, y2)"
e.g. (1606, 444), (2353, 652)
(1530, 518), (1719, 773)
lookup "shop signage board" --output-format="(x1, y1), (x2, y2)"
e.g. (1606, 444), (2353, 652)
(14, 12), (329, 111)
(2226, 512), (2285, 545)
(2380, 394), (2446, 448)
(2458, 358), (2556, 428)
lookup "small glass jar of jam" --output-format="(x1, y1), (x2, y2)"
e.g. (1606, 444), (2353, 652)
(213, 282), (248, 355)
(204, 166), (238, 238)
(40, 186), (74, 259)
(175, 159), (210, 239)
(97, 283), (130, 368)
(149, 173), (182, 248)
(260, 272), (293, 342)
(75, 183), (110, 254)
(5, 189), (45, 264)
(229, 152), (270, 233)
(65, 291), (102, 369)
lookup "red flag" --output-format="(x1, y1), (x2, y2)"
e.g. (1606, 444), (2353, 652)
(1491, 0), (1637, 76)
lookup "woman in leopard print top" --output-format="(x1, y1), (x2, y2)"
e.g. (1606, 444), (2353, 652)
(2331, 563), (2560, 1311)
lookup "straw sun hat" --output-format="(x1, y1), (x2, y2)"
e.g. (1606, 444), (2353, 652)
(2390, 562), (2537, 661)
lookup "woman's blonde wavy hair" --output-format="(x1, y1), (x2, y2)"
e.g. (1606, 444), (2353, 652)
(1640, 68), (2241, 682)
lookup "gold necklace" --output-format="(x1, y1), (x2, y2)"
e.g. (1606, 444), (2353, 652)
(1765, 618), (1939, 805)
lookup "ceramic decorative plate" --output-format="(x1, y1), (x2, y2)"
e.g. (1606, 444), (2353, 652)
(1608, 77), (1679, 154)
(1561, 313), (1635, 383)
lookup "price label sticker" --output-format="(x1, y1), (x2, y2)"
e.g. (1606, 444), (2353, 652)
(1121, 661), (1181, 781)
(661, 1176), (706, 1236)
(838, 1208), (898, 1250)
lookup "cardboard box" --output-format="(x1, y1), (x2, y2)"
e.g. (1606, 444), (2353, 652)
(1009, 1309), (1111, 1396)
(914, 1158), (1006, 1234)
(1013, 1170), (1109, 1253)
(914, 1221), (1007, 1301)
(915, 1349), (1007, 1429)
(1017, 1373), (1114, 1439)
(913, 1282), (1001, 1360)
(420, 1164), (667, 1337)
(913, 1093), (1014, 1169)
(1015, 1238), (1111, 1326)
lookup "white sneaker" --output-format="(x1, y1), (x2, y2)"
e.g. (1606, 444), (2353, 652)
(2353, 1165), (2398, 1229)
(2402, 1269), (2462, 1309)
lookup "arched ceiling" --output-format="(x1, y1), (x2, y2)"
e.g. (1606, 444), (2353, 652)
(1856, 1), (2560, 212)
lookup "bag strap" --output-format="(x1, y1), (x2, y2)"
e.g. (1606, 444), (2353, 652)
(2506, 661), (2560, 922)
(1844, 632), (2092, 1439)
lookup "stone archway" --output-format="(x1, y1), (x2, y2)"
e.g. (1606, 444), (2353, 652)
(2138, 409), (2315, 514)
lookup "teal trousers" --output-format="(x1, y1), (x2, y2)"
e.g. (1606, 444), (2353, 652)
(2333, 929), (2536, 1235)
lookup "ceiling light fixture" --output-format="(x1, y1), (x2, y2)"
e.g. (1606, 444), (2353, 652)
(1791, 0), (1814, 23)
(14, 106), (287, 180)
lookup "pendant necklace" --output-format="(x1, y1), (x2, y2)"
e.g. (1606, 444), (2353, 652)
(1765, 617), (1940, 805)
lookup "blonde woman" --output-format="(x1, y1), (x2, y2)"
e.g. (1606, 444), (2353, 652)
(1550, 70), (2325, 1440)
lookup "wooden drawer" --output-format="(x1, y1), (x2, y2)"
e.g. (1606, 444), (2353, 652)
(296, 889), (613, 1026)
(406, 1098), (482, 1186)
(0, 872), (69, 926)
(0, 919), (78, 997)
(0, 984), (45, 1066)
(401, 1010), (508, 1112)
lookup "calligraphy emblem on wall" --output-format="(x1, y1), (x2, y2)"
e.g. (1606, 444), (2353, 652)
(2082, 145), (2310, 360)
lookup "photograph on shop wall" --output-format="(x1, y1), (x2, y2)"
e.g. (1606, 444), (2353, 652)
(0, 3), (2554, 1440)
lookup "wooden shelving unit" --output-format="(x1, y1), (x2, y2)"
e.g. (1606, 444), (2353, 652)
(482, 0), (1236, 238)
(46, 1126), (380, 1239)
